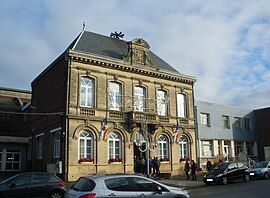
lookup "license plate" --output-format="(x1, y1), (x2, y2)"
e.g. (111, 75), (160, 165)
(250, 173), (254, 175)
(207, 179), (213, 181)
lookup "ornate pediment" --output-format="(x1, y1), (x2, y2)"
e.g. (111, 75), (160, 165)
(123, 38), (154, 67)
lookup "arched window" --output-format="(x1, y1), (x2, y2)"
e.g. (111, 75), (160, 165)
(78, 130), (93, 159)
(177, 93), (187, 118)
(158, 135), (169, 160)
(80, 77), (94, 107)
(179, 136), (189, 159)
(108, 82), (122, 111)
(108, 132), (121, 159)
(134, 86), (146, 112)
(157, 90), (167, 116)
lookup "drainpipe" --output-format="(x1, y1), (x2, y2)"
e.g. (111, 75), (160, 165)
(192, 84), (199, 166)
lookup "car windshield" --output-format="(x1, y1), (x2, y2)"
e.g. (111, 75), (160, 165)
(253, 161), (268, 168)
(210, 163), (229, 172)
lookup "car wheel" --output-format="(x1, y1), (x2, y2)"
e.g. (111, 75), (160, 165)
(222, 177), (228, 185)
(264, 173), (269, 179)
(49, 190), (63, 198)
(244, 174), (250, 182)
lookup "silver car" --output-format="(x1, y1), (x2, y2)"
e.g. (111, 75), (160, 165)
(65, 174), (189, 198)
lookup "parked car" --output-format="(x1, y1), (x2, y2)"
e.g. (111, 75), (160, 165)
(203, 161), (250, 185)
(65, 174), (189, 198)
(0, 172), (66, 198)
(249, 161), (270, 179)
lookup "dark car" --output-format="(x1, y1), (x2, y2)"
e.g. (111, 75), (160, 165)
(203, 161), (250, 185)
(249, 161), (270, 179)
(0, 172), (66, 198)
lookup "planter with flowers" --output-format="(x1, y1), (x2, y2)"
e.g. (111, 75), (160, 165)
(108, 157), (122, 164)
(78, 157), (94, 164)
(179, 157), (190, 163)
(160, 157), (170, 163)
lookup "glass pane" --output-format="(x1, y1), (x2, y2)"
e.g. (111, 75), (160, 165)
(14, 154), (20, 161)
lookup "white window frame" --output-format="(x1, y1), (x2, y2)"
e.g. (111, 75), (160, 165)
(78, 130), (93, 160)
(134, 86), (146, 112)
(177, 93), (186, 118)
(53, 132), (60, 158)
(108, 82), (122, 111)
(222, 115), (230, 129)
(202, 140), (213, 157)
(158, 135), (169, 159)
(157, 90), (167, 116)
(234, 117), (241, 130)
(6, 151), (20, 171)
(200, 113), (210, 126)
(36, 135), (43, 159)
(179, 136), (189, 159)
(80, 77), (94, 108)
(108, 132), (121, 159)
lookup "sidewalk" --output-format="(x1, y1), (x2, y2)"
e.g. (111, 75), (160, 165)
(155, 175), (206, 190)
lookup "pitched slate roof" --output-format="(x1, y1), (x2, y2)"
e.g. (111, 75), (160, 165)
(70, 31), (179, 74)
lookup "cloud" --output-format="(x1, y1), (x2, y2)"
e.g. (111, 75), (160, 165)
(0, 0), (270, 109)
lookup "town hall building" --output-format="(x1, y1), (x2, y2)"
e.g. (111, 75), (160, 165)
(29, 30), (197, 181)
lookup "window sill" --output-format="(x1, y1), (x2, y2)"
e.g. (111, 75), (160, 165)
(79, 162), (94, 165)
(161, 161), (170, 164)
(109, 162), (122, 165)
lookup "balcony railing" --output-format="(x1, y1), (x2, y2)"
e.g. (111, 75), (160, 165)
(80, 108), (95, 116)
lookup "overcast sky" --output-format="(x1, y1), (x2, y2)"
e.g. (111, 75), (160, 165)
(1, 0), (270, 110)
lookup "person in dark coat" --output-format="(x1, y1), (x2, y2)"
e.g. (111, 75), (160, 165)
(184, 160), (190, 180)
(191, 160), (197, 180)
(206, 160), (212, 171)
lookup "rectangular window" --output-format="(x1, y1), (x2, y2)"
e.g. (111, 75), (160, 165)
(202, 141), (213, 157)
(200, 113), (210, 126)
(235, 141), (243, 155)
(53, 132), (60, 158)
(234, 117), (241, 130)
(80, 77), (94, 108)
(108, 82), (122, 111)
(177, 93), (186, 118)
(222, 115), (230, 129)
(134, 86), (145, 112)
(36, 136), (43, 159)
(6, 150), (20, 171)
(157, 90), (167, 116)
(245, 118), (250, 131)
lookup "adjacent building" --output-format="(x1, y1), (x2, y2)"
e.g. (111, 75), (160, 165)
(0, 87), (31, 172)
(254, 107), (270, 161)
(29, 31), (197, 181)
(195, 100), (258, 169)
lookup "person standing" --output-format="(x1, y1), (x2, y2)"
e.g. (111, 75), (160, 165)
(206, 159), (212, 171)
(141, 157), (146, 175)
(152, 156), (157, 175)
(191, 160), (197, 180)
(184, 160), (190, 180)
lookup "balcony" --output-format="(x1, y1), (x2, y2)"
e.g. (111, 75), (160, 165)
(80, 108), (95, 116)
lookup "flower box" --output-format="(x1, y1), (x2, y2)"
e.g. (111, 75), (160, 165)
(78, 158), (94, 164)
(160, 157), (170, 162)
(108, 158), (122, 164)
(179, 157), (190, 163)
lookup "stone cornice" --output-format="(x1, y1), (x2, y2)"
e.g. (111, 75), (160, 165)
(68, 50), (196, 85)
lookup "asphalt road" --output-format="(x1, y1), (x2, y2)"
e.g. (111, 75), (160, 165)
(188, 179), (270, 198)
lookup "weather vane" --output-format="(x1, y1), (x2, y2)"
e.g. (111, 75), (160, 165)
(110, 31), (124, 39)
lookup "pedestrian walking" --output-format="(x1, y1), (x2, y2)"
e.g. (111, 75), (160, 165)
(191, 160), (197, 180)
(152, 156), (157, 175)
(141, 157), (146, 175)
(184, 160), (190, 180)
